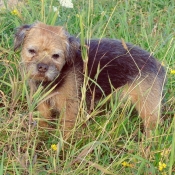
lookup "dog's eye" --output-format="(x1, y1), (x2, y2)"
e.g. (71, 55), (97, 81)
(52, 54), (60, 60)
(28, 49), (36, 55)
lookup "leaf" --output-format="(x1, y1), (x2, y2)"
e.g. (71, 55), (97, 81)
(86, 160), (115, 175)
(72, 141), (104, 164)
(73, 158), (115, 175)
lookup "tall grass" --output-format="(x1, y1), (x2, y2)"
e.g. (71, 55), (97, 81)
(0, 0), (175, 174)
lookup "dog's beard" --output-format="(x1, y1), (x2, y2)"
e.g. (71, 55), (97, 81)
(23, 62), (60, 82)
(45, 65), (60, 81)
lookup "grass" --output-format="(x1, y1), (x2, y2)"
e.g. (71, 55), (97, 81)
(0, 0), (175, 174)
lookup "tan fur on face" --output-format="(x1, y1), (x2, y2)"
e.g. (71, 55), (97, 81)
(21, 22), (68, 81)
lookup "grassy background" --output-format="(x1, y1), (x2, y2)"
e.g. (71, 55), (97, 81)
(0, 0), (175, 174)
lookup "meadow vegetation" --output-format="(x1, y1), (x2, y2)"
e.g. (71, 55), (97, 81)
(0, 0), (175, 174)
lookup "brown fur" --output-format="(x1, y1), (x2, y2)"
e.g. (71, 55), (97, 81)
(37, 70), (81, 137)
(123, 74), (163, 136)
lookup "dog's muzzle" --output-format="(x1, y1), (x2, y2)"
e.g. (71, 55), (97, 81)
(37, 63), (49, 73)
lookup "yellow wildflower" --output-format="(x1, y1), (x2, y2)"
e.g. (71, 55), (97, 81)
(170, 69), (175, 74)
(11, 9), (19, 16)
(121, 161), (133, 167)
(122, 161), (129, 167)
(51, 144), (57, 151)
(159, 162), (166, 171)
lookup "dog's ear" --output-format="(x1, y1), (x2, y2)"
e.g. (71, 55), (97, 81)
(66, 36), (80, 64)
(14, 24), (32, 51)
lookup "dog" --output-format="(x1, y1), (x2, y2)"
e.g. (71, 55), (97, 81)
(14, 22), (166, 138)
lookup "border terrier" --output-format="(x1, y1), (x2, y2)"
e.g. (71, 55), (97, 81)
(14, 22), (166, 138)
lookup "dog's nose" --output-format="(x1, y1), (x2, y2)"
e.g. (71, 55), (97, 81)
(37, 63), (49, 73)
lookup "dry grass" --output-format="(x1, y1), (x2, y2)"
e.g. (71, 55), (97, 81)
(0, 0), (175, 174)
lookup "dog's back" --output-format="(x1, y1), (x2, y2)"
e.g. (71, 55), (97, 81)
(79, 39), (165, 97)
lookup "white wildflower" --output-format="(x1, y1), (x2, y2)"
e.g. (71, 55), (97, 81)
(53, 6), (58, 12)
(51, 6), (59, 15)
(59, 0), (73, 8)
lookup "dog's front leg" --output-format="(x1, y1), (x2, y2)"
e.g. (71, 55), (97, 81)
(37, 102), (52, 128)
(59, 98), (79, 139)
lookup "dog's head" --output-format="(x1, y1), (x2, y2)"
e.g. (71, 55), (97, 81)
(14, 22), (79, 81)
